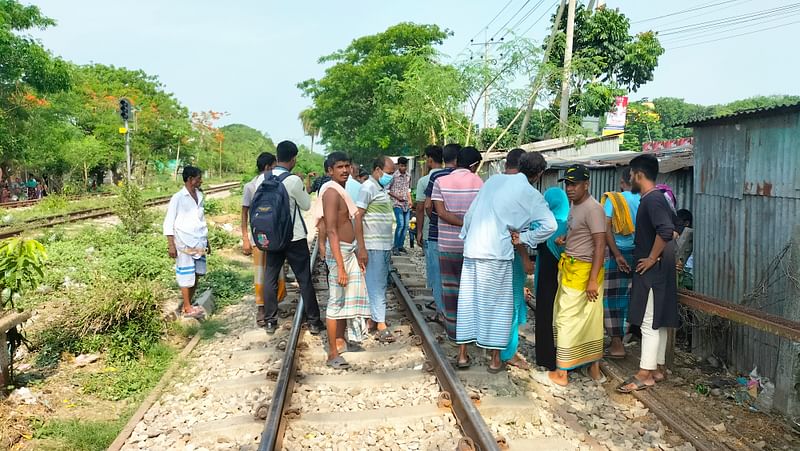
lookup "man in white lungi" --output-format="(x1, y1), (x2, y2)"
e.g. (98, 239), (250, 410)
(164, 166), (208, 319)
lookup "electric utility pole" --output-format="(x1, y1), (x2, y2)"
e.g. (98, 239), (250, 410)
(559, 0), (577, 135)
(471, 33), (504, 130)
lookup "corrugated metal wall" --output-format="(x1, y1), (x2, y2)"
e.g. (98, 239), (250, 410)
(692, 110), (800, 394)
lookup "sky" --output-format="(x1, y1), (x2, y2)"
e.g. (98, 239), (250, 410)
(27, 0), (800, 152)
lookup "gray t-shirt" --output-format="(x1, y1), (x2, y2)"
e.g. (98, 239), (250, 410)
(565, 195), (606, 263)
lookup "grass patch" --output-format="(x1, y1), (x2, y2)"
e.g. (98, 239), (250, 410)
(199, 318), (228, 339)
(81, 343), (175, 401)
(197, 256), (252, 308)
(34, 416), (127, 451)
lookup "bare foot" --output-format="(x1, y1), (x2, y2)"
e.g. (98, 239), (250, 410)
(548, 370), (568, 387)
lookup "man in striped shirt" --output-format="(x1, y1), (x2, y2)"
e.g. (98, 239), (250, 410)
(355, 156), (397, 343)
(431, 146), (484, 369)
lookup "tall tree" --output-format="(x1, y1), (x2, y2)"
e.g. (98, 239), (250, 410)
(298, 108), (319, 153)
(298, 22), (451, 161)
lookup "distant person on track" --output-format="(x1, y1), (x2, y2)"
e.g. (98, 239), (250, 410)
(534, 187), (569, 372)
(414, 145), (444, 320)
(431, 146), (483, 368)
(315, 152), (371, 370)
(600, 167), (640, 359)
(355, 156), (397, 343)
(548, 164), (607, 388)
(387, 156), (412, 255)
(618, 155), (679, 393)
(422, 144), (456, 326)
(163, 166), (208, 319)
(241, 152), (287, 328)
(262, 141), (325, 335)
(458, 150), (555, 373)
(26, 177), (38, 200)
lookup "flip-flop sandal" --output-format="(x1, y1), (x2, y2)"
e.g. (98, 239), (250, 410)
(616, 376), (653, 393)
(532, 370), (567, 391)
(456, 356), (471, 370)
(487, 363), (507, 374)
(425, 314), (444, 326)
(424, 301), (436, 311)
(505, 355), (531, 370)
(579, 365), (608, 384)
(603, 352), (626, 360)
(375, 329), (396, 343)
(326, 355), (350, 370)
(183, 306), (204, 319)
(653, 371), (666, 383)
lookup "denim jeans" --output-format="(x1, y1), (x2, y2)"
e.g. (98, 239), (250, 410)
(393, 207), (411, 250)
(365, 249), (391, 323)
(424, 240), (444, 315)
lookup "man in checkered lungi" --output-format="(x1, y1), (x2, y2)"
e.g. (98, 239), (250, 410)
(600, 167), (640, 359)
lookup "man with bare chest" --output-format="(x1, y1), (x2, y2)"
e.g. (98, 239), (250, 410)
(315, 152), (370, 369)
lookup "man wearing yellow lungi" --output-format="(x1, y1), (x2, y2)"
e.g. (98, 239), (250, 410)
(549, 164), (608, 388)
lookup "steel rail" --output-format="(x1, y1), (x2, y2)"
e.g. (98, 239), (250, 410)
(259, 238), (319, 451)
(389, 268), (501, 451)
(678, 289), (800, 342)
(0, 182), (240, 239)
(0, 192), (115, 209)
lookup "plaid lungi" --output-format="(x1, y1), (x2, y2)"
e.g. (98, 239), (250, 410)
(253, 247), (286, 305)
(439, 251), (464, 341)
(325, 241), (370, 320)
(603, 247), (634, 337)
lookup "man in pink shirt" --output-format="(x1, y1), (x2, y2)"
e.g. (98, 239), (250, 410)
(431, 146), (484, 369)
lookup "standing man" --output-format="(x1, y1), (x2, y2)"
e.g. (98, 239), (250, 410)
(601, 167), (640, 359)
(549, 164), (607, 387)
(414, 145), (444, 317)
(345, 163), (363, 202)
(431, 146), (483, 368)
(242, 152), (287, 327)
(263, 141), (325, 335)
(163, 166), (208, 319)
(458, 151), (556, 373)
(423, 143), (459, 323)
(355, 156), (397, 343)
(315, 152), (371, 369)
(388, 157), (412, 255)
(618, 154), (679, 393)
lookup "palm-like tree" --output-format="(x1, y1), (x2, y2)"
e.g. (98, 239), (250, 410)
(298, 108), (320, 153)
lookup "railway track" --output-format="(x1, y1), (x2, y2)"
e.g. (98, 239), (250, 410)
(0, 182), (239, 239)
(0, 192), (114, 210)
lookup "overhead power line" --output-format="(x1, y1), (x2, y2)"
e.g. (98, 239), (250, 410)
(656, 2), (800, 35)
(519, 0), (561, 37)
(491, 0), (534, 40)
(642, 0), (753, 30)
(467, 0), (515, 43)
(667, 18), (800, 50)
(500, 0), (549, 40)
(634, 0), (744, 24)
(660, 9), (800, 44)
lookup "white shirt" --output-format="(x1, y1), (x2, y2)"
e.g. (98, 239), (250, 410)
(460, 173), (556, 260)
(163, 186), (208, 248)
(242, 173), (264, 245)
(272, 166), (310, 242)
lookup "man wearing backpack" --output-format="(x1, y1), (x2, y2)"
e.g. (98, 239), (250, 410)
(255, 140), (325, 335)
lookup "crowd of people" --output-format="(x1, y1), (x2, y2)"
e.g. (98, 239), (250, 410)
(0, 177), (47, 203)
(162, 139), (692, 392)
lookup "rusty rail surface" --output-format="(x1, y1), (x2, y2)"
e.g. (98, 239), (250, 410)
(678, 289), (800, 342)
(0, 182), (240, 240)
(389, 268), (501, 451)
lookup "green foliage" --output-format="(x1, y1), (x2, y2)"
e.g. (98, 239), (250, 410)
(298, 22), (451, 161)
(207, 226), (238, 250)
(212, 123), (276, 175)
(80, 343), (175, 401)
(114, 181), (153, 234)
(33, 416), (126, 451)
(36, 195), (68, 213)
(293, 144), (326, 177)
(197, 257), (250, 308)
(0, 237), (47, 309)
(203, 197), (223, 216)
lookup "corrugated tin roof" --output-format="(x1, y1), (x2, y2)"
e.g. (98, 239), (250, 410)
(547, 147), (694, 172)
(682, 102), (800, 128)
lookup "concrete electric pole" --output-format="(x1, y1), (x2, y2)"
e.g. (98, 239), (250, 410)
(559, 0), (577, 135)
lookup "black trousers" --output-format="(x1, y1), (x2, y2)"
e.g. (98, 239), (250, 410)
(534, 242), (558, 371)
(263, 239), (321, 324)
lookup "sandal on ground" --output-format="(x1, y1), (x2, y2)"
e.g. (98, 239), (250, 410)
(603, 351), (626, 360)
(456, 355), (471, 370)
(425, 314), (444, 326)
(487, 363), (507, 374)
(183, 306), (204, 319)
(326, 356), (351, 370)
(425, 301), (436, 311)
(616, 376), (654, 393)
(532, 369), (567, 391)
(653, 370), (667, 383)
(337, 342), (365, 354)
(579, 365), (608, 384)
(375, 329), (396, 343)
(505, 355), (531, 370)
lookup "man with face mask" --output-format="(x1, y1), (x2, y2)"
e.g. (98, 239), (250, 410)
(546, 164), (607, 388)
(355, 156), (397, 343)
(458, 151), (556, 373)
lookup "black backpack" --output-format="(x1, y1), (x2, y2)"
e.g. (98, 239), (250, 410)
(250, 171), (306, 252)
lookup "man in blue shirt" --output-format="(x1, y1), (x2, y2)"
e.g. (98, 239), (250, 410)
(601, 167), (641, 359)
